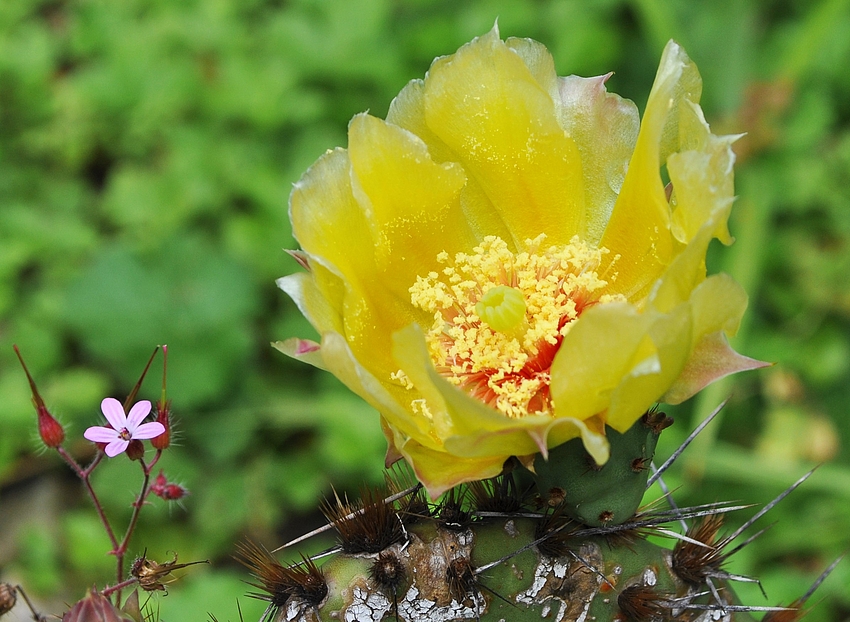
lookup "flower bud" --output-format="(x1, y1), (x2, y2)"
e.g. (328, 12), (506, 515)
(162, 483), (189, 501)
(150, 470), (189, 501)
(150, 470), (167, 497)
(0, 583), (17, 615)
(37, 405), (65, 448)
(125, 439), (145, 461)
(61, 589), (126, 622)
(14, 345), (65, 448)
(150, 401), (171, 451)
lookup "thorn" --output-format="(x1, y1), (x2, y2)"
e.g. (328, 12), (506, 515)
(723, 468), (816, 545)
(649, 462), (689, 532)
(272, 484), (419, 552)
(647, 398), (728, 488)
(722, 524), (774, 559)
(799, 554), (844, 604)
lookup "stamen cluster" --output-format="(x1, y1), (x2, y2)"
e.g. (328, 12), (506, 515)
(403, 234), (620, 418)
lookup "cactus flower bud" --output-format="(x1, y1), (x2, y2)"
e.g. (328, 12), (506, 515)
(13, 345), (65, 449)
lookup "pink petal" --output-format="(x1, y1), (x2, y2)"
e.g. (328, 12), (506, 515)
(105, 439), (129, 457)
(84, 426), (119, 443)
(132, 422), (165, 440)
(101, 398), (127, 430)
(126, 400), (152, 430)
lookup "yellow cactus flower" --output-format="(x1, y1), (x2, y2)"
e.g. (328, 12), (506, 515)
(276, 27), (767, 498)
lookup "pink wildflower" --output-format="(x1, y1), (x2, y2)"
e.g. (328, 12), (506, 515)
(84, 398), (165, 457)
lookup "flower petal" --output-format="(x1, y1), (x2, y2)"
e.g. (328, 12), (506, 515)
(606, 304), (692, 431)
(549, 302), (656, 423)
(347, 113), (476, 294)
(84, 426), (119, 443)
(105, 439), (130, 457)
(663, 331), (772, 404)
(320, 330), (436, 445)
(667, 101), (737, 246)
(126, 400), (152, 430)
(600, 40), (700, 300)
(397, 436), (506, 499)
(423, 26), (586, 248)
(289, 147), (424, 377)
(388, 79), (517, 244)
(133, 422), (166, 440)
(276, 270), (344, 337)
(100, 397), (127, 430)
(272, 337), (327, 371)
(556, 73), (640, 244)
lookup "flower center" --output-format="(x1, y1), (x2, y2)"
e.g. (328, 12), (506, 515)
(118, 428), (132, 441)
(398, 234), (621, 418)
(475, 285), (527, 334)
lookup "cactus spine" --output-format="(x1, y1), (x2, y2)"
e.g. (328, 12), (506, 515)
(238, 409), (832, 622)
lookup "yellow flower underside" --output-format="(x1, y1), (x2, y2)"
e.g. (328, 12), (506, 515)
(397, 234), (624, 419)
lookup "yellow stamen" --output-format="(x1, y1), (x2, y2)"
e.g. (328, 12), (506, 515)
(401, 234), (623, 418)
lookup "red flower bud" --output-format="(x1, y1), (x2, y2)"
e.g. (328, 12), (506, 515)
(37, 406), (65, 448)
(151, 470), (168, 496)
(62, 589), (125, 622)
(125, 439), (145, 461)
(162, 483), (189, 501)
(150, 470), (188, 501)
(150, 401), (171, 451)
(14, 345), (65, 448)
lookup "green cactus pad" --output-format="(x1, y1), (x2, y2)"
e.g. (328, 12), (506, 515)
(532, 413), (669, 527)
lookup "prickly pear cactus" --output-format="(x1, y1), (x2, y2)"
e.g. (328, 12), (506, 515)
(239, 411), (821, 622)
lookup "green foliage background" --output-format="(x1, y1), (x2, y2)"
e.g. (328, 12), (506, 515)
(1, 0), (849, 619)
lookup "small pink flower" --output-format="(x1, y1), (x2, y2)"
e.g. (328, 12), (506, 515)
(84, 398), (165, 457)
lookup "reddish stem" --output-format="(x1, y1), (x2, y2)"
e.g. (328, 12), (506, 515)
(100, 577), (138, 598)
(56, 447), (119, 551)
(112, 449), (162, 606)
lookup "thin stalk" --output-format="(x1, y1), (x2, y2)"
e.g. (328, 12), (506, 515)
(56, 447), (119, 551)
(113, 449), (163, 606)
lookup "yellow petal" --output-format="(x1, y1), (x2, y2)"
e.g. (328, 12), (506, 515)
(272, 337), (326, 371)
(600, 41), (700, 300)
(320, 331), (433, 441)
(668, 101), (737, 245)
(556, 74), (640, 245)
(289, 147), (424, 377)
(606, 304), (692, 431)
(396, 436), (506, 500)
(689, 273), (748, 337)
(388, 79), (517, 244)
(504, 36), (560, 101)
(276, 270), (344, 336)
(290, 148), (373, 288)
(423, 27), (586, 247)
(549, 302), (656, 422)
(348, 113), (477, 298)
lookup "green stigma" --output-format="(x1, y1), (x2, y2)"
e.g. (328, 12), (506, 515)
(475, 285), (527, 333)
